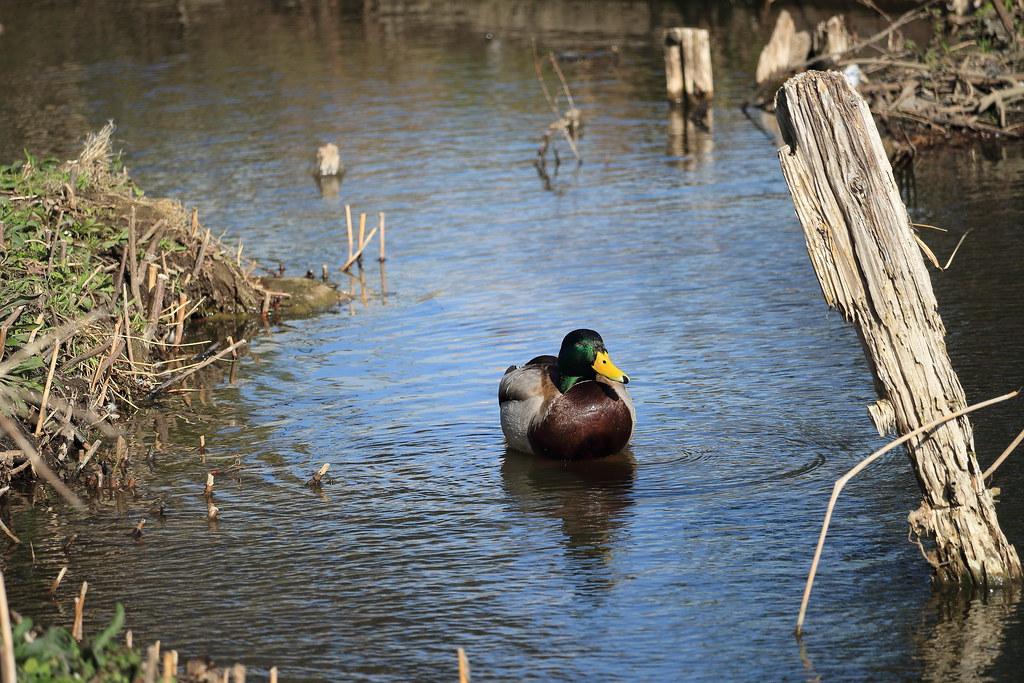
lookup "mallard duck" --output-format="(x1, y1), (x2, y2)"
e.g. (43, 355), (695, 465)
(498, 329), (635, 459)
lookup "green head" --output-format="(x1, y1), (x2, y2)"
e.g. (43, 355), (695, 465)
(557, 329), (629, 393)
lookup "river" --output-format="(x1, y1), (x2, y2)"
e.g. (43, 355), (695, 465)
(2, 1), (1024, 680)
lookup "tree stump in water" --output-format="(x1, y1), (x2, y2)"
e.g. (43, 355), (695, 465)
(775, 70), (1022, 587)
(755, 10), (811, 86)
(663, 28), (713, 108)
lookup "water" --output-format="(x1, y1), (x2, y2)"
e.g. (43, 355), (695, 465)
(3, 1), (1024, 680)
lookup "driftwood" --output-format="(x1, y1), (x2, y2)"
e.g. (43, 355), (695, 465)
(776, 71), (1021, 589)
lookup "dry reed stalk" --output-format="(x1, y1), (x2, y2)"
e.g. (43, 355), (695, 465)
(345, 204), (354, 262)
(0, 309), (104, 379)
(123, 288), (137, 368)
(0, 521), (19, 545)
(144, 338), (247, 401)
(125, 630), (132, 648)
(141, 220), (168, 260)
(306, 463), (330, 488)
(74, 440), (101, 477)
(236, 239), (243, 266)
(26, 314), (44, 344)
(226, 335), (240, 384)
(458, 647), (470, 683)
(984, 426), (1024, 480)
(0, 415), (85, 510)
(358, 213), (366, 265)
(191, 208), (199, 237)
(378, 212), (386, 262)
(192, 229), (211, 277)
(34, 338), (60, 436)
(50, 566), (68, 596)
(0, 305), (25, 360)
(144, 641), (161, 683)
(261, 292), (271, 318)
(174, 293), (188, 346)
(322, 264), (328, 281)
(143, 273), (168, 343)
(199, 434), (206, 458)
(204, 472), (215, 497)
(162, 651), (174, 683)
(269, 666), (278, 683)
(0, 572), (16, 683)
(129, 206), (143, 307)
(72, 580), (88, 641)
(92, 319), (122, 389)
(796, 389), (1021, 636)
(339, 225), (380, 272)
(232, 664), (246, 683)
(143, 273), (168, 342)
(146, 262), (158, 292)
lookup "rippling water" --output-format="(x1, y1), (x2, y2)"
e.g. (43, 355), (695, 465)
(3, 1), (1024, 680)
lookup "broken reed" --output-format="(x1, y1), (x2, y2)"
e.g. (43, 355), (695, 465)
(340, 205), (388, 272)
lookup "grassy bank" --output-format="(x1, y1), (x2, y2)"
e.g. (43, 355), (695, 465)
(0, 123), (278, 509)
(0, 124), (356, 680)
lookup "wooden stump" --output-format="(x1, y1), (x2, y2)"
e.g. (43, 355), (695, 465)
(811, 15), (851, 68)
(756, 10), (811, 86)
(775, 70), (1022, 587)
(664, 28), (713, 107)
(315, 143), (343, 177)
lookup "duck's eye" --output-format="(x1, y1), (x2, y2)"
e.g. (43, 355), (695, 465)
(601, 360), (607, 364)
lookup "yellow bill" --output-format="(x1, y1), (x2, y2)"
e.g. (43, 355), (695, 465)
(592, 351), (629, 384)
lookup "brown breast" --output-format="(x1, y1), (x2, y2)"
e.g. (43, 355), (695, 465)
(528, 380), (633, 460)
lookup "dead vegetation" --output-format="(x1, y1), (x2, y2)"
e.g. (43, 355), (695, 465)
(753, 1), (1024, 150)
(532, 40), (583, 185)
(0, 123), (285, 510)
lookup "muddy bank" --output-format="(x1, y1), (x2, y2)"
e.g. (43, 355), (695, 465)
(0, 124), (348, 508)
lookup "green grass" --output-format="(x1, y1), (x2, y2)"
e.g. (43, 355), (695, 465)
(0, 154), (132, 395)
(14, 604), (143, 682)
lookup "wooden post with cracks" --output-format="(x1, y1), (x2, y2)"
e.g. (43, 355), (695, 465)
(663, 28), (713, 110)
(775, 71), (1021, 589)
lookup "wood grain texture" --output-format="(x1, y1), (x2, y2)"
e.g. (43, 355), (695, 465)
(775, 70), (1021, 587)
(664, 28), (713, 104)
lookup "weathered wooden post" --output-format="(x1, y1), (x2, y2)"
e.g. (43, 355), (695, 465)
(756, 10), (810, 86)
(775, 71), (1022, 587)
(663, 28), (713, 108)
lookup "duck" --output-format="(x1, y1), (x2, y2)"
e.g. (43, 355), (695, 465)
(498, 329), (635, 460)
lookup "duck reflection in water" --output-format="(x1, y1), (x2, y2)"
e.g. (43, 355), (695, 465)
(501, 448), (636, 589)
